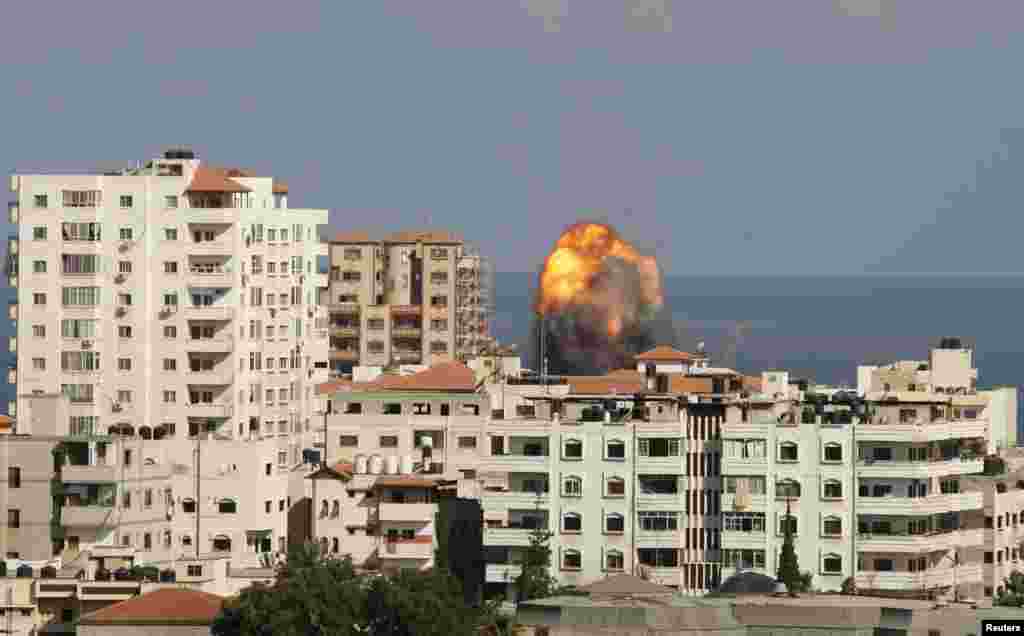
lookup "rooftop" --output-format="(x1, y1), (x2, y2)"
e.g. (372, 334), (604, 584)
(331, 230), (464, 244)
(78, 588), (224, 626)
(635, 345), (694, 362)
(318, 361), (478, 395)
(186, 165), (251, 193)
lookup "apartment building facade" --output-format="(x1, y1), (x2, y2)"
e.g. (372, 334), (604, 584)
(317, 347), (757, 598)
(721, 341), (1014, 597)
(325, 231), (493, 373)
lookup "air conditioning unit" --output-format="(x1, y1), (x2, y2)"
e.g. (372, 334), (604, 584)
(269, 308), (277, 318)
(81, 340), (93, 350)
(115, 307), (127, 317)
(111, 403), (122, 413)
(114, 273), (125, 284)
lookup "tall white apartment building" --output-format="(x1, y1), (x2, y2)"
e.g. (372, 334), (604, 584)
(7, 148), (330, 437)
(721, 340), (1017, 598)
(4, 149), (330, 567)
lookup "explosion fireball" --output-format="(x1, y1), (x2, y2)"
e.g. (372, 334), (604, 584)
(534, 222), (666, 375)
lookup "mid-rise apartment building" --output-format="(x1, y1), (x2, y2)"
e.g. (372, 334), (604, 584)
(325, 231), (493, 373)
(721, 340), (1016, 598)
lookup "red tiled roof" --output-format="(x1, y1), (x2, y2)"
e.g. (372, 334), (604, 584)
(78, 588), (224, 625)
(635, 345), (694, 362)
(374, 477), (438, 489)
(334, 462), (354, 474)
(369, 361), (477, 392)
(186, 165), (251, 193)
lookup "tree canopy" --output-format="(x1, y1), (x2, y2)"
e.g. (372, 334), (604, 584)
(211, 542), (491, 636)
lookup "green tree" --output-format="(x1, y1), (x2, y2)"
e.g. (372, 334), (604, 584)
(776, 499), (805, 593)
(996, 570), (1024, 606)
(513, 497), (557, 602)
(365, 569), (484, 636)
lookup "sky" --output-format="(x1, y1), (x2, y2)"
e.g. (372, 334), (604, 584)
(3, 0), (1024, 276)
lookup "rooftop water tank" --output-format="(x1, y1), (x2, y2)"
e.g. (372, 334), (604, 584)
(355, 455), (368, 475)
(369, 455), (383, 475)
(386, 455), (399, 475)
(400, 455), (413, 475)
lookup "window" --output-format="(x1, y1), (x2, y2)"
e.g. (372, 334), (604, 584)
(32, 357), (45, 370)
(722, 549), (766, 570)
(606, 440), (626, 460)
(723, 512), (766, 533)
(32, 325), (45, 338)
(779, 442), (798, 462)
(605, 513), (625, 533)
(218, 499), (237, 514)
(164, 227), (178, 240)
(638, 438), (681, 457)
(606, 477), (626, 497)
(164, 196), (178, 209)
(458, 436), (477, 449)
(62, 286), (101, 306)
(561, 549), (581, 570)
(164, 261), (179, 274)
(164, 326), (177, 338)
(430, 295), (448, 307)
(778, 514), (798, 536)
(118, 358), (132, 371)
(33, 226), (47, 240)
(63, 190), (101, 207)
(8, 467), (21, 489)
(563, 475), (582, 497)
(32, 260), (46, 273)
(116, 390), (132, 403)
(33, 293), (46, 305)
(34, 194), (48, 208)
(431, 319), (448, 331)
(563, 439), (583, 460)
(163, 359), (177, 371)
(118, 326), (132, 339)
(62, 254), (100, 274)
(605, 549), (624, 571)
(380, 435), (398, 448)
(430, 341), (448, 354)
(119, 227), (133, 241)
(776, 479), (801, 498)
(61, 351), (100, 371)
(339, 435), (358, 447)
(562, 512), (582, 533)
(187, 564), (202, 577)
(9, 508), (24, 527)
(144, 489), (153, 508)
(822, 553), (842, 574)
(823, 480), (843, 499)
(119, 195), (133, 209)
(823, 443), (842, 462)
(823, 516), (842, 536)
(639, 511), (680, 531)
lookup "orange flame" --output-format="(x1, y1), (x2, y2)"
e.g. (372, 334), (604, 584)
(536, 222), (663, 337)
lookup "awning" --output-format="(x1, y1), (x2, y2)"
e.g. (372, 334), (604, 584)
(245, 529), (272, 539)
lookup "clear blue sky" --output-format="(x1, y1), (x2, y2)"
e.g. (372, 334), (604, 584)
(3, 0), (1024, 275)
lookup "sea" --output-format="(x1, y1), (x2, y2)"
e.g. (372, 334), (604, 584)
(4, 274), (1023, 440)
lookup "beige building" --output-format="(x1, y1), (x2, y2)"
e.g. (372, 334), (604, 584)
(325, 231), (493, 373)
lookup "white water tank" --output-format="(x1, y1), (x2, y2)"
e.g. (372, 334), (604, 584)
(386, 455), (399, 475)
(400, 455), (413, 475)
(355, 455), (368, 475)
(369, 455), (383, 475)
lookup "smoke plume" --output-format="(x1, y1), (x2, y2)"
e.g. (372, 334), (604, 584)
(531, 222), (669, 375)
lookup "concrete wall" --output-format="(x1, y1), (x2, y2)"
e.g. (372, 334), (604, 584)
(0, 436), (57, 560)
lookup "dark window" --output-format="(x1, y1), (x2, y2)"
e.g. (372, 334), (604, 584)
(7, 509), (20, 528)
(7, 467), (20, 488)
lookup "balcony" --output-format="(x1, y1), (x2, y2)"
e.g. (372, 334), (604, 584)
(77, 580), (142, 601)
(856, 420), (988, 443)
(185, 403), (234, 419)
(855, 528), (985, 553)
(61, 463), (117, 483)
(187, 266), (234, 288)
(182, 305), (235, 321)
(330, 326), (360, 338)
(481, 491), (550, 508)
(483, 528), (535, 547)
(330, 350), (359, 362)
(856, 492), (983, 516)
(90, 545), (138, 559)
(377, 503), (435, 523)
(392, 327), (422, 339)
(184, 209), (237, 224)
(481, 454), (550, 471)
(856, 457), (984, 479)
(855, 563), (982, 590)
(379, 541), (433, 560)
(329, 303), (360, 315)
(187, 240), (234, 256)
(185, 369), (235, 386)
(186, 338), (234, 353)
(392, 350), (422, 363)
(637, 493), (685, 510)
(486, 563), (522, 584)
(61, 505), (116, 527)
(636, 531), (685, 548)
(33, 579), (78, 599)
(721, 531), (768, 550)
